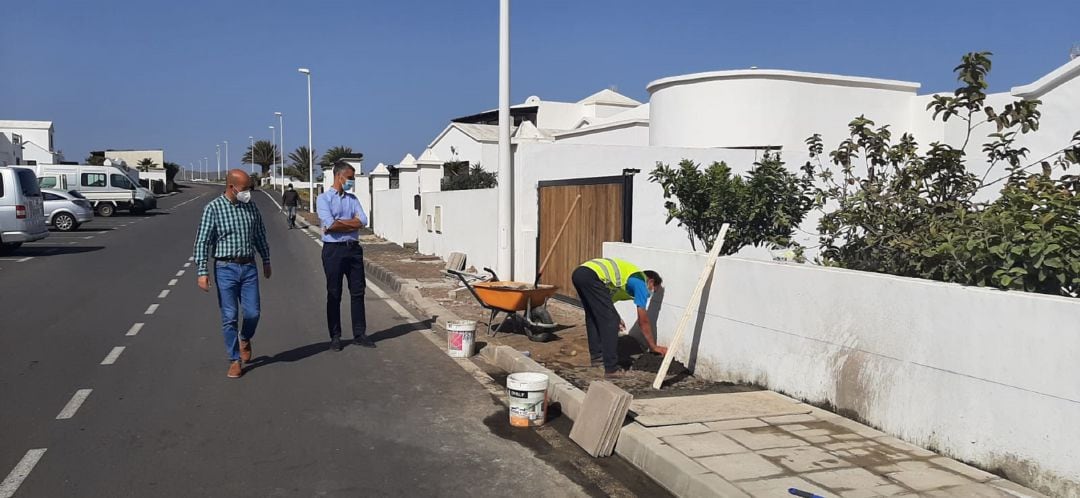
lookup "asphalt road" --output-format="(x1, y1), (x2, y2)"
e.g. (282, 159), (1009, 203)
(0, 184), (669, 497)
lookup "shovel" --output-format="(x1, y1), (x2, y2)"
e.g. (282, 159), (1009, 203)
(523, 195), (581, 343)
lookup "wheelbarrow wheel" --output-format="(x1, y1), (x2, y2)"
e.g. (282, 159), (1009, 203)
(525, 326), (556, 343)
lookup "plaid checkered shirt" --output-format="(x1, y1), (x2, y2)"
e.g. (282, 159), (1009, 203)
(192, 195), (271, 276)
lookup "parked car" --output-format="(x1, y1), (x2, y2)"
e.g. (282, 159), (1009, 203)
(0, 166), (49, 253)
(42, 188), (94, 232)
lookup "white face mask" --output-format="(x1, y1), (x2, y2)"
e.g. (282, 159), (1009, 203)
(236, 190), (252, 204)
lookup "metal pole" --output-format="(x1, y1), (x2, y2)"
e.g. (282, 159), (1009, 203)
(249, 136), (255, 174)
(306, 71), (314, 212)
(216, 145), (221, 182)
(497, 0), (513, 279)
(224, 140), (229, 173)
(277, 112), (285, 195)
(269, 125), (276, 187)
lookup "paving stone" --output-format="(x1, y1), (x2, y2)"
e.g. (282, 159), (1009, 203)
(663, 432), (748, 458)
(835, 433), (864, 441)
(723, 428), (811, 450)
(885, 468), (974, 491)
(705, 418), (768, 431)
(759, 446), (852, 473)
(804, 467), (892, 491)
(791, 428), (833, 438)
(824, 440), (875, 451)
(875, 436), (936, 457)
(690, 473), (753, 498)
(761, 413), (819, 425)
(779, 424), (809, 431)
(828, 418), (886, 438)
(839, 485), (912, 498)
(699, 453), (785, 481)
(647, 423), (713, 438)
(873, 460), (935, 474)
(923, 483), (1022, 497)
(872, 484), (911, 496)
(736, 475), (825, 498)
(926, 457), (998, 482)
(806, 435), (833, 444)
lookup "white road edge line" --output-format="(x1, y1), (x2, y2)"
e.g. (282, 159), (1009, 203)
(188, 256), (194, 261)
(260, 190), (284, 210)
(158, 290), (170, 299)
(183, 262), (190, 268)
(168, 279), (178, 286)
(126, 323), (144, 336)
(56, 389), (92, 420)
(145, 304), (159, 315)
(0, 448), (47, 498)
(16, 257), (32, 263)
(175, 270), (185, 277)
(101, 346), (125, 365)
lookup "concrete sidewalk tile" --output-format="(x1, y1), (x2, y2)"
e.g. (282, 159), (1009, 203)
(823, 439), (875, 451)
(987, 478), (1050, 498)
(923, 483), (1025, 497)
(735, 475), (823, 498)
(705, 418), (767, 431)
(875, 436), (936, 457)
(790, 428), (832, 438)
(828, 417), (886, 438)
(804, 467), (891, 490)
(839, 483), (910, 498)
(759, 446), (853, 473)
(663, 432), (748, 458)
(761, 413), (819, 425)
(927, 458), (999, 482)
(884, 468), (974, 491)
(723, 428), (811, 450)
(806, 435), (834, 444)
(648, 423), (713, 438)
(688, 473), (752, 498)
(698, 453), (785, 481)
(779, 424), (810, 431)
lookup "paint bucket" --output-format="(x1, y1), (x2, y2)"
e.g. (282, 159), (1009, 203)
(446, 320), (476, 358)
(507, 372), (549, 427)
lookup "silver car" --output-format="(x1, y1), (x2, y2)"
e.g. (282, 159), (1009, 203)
(0, 166), (48, 253)
(43, 188), (94, 232)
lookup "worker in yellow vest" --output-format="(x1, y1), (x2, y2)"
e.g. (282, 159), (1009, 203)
(572, 258), (666, 378)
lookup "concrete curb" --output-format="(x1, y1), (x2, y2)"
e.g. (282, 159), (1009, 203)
(478, 344), (746, 497)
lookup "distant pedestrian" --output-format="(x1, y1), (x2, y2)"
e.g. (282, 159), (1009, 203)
(317, 162), (372, 352)
(193, 169), (272, 378)
(282, 183), (300, 229)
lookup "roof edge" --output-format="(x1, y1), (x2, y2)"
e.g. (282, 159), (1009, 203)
(647, 69), (921, 94)
(1011, 57), (1080, 98)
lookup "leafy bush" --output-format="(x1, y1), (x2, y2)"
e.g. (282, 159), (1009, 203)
(649, 153), (814, 255)
(442, 164), (497, 191)
(806, 52), (1080, 296)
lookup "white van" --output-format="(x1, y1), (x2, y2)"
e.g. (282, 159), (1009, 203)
(32, 165), (156, 216)
(0, 166), (49, 252)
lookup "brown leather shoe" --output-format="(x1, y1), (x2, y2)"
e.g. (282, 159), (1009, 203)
(604, 369), (627, 379)
(227, 360), (243, 378)
(239, 340), (252, 363)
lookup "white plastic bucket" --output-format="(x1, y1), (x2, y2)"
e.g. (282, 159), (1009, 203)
(446, 320), (476, 358)
(507, 372), (549, 427)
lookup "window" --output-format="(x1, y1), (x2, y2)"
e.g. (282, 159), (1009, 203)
(16, 169), (41, 197)
(39, 177), (57, 189)
(43, 192), (62, 201)
(0, 175), (4, 197)
(111, 174), (133, 189)
(82, 173), (106, 187)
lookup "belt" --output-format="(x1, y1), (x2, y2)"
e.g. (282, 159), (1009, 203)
(324, 240), (361, 246)
(216, 256), (255, 264)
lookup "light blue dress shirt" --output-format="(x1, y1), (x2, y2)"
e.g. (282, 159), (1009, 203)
(316, 189), (368, 243)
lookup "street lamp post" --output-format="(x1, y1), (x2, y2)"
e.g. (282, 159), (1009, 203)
(223, 140), (229, 173)
(496, 0), (513, 279)
(298, 67), (313, 212)
(275, 111), (284, 195)
(269, 125), (276, 188)
(203, 157), (209, 182)
(249, 136), (255, 174)
(216, 144), (221, 182)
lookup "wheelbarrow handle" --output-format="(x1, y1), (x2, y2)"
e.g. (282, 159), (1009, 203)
(483, 267), (499, 281)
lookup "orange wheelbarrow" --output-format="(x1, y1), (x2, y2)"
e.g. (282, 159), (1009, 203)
(448, 268), (559, 342)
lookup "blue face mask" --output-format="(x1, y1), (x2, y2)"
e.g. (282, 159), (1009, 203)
(343, 179), (355, 191)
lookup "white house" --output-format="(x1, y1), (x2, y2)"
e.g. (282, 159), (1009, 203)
(0, 131), (23, 166)
(0, 120), (62, 164)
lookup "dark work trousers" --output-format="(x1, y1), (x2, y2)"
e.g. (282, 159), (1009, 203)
(572, 266), (619, 372)
(322, 241), (367, 340)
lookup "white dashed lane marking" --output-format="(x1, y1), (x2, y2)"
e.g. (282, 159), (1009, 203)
(55, 389), (92, 420)
(168, 279), (178, 286)
(183, 262), (190, 268)
(158, 290), (170, 299)
(126, 323), (144, 336)
(144, 304), (159, 315)
(100, 347), (125, 365)
(175, 270), (185, 277)
(0, 448), (47, 498)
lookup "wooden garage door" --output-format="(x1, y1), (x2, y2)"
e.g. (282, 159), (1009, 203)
(538, 177), (630, 302)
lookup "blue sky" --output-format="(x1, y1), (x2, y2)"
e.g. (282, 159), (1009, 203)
(3, 0), (1077, 173)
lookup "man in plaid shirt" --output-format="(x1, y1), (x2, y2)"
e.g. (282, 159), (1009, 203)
(193, 169), (272, 378)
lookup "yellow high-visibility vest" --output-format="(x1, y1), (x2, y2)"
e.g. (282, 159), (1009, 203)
(581, 258), (643, 302)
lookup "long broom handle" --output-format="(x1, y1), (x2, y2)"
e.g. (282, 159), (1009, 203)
(652, 223), (729, 390)
(534, 194), (582, 287)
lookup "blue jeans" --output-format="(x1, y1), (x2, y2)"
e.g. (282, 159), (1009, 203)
(215, 261), (261, 361)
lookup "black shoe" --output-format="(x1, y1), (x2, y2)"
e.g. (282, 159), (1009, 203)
(353, 336), (376, 348)
(330, 337), (343, 351)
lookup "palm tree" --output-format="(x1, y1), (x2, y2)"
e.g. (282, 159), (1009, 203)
(240, 140), (281, 175)
(163, 161), (181, 192)
(136, 157), (157, 172)
(319, 146), (362, 169)
(286, 145), (317, 181)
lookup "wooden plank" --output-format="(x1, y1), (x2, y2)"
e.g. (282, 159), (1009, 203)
(652, 223), (730, 390)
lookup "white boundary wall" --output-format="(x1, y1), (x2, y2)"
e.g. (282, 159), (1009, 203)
(604, 241), (1080, 497)
(372, 189), (403, 244)
(417, 188), (498, 272)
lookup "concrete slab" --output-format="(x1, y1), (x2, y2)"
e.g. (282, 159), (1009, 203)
(759, 446), (853, 473)
(735, 475), (825, 498)
(663, 432), (748, 458)
(646, 423), (713, 438)
(803, 467), (892, 491)
(885, 468), (974, 491)
(569, 381), (632, 457)
(699, 453), (786, 481)
(722, 427), (811, 451)
(631, 391), (811, 427)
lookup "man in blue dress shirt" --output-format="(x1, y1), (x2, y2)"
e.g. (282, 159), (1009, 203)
(316, 162), (372, 351)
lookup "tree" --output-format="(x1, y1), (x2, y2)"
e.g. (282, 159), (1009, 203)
(85, 153), (106, 166)
(650, 154), (814, 255)
(241, 140), (281, 176)
(806, 52), (1080, 297)
(163, 161), (181, 192)
(286, 146), (317, 181)
(320, 146), (361, 169)
(441, 164), (497, 191)
(136, 157), (157, 172)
